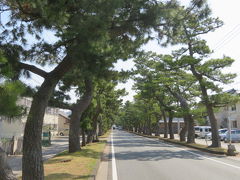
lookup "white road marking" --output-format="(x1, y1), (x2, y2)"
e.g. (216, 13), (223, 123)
(111, 132), (118, 180)
(132, 133), (240, 170)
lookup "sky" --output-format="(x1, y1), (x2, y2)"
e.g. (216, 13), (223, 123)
(115, 0), (240, 103)
(17, 0), (240, 103)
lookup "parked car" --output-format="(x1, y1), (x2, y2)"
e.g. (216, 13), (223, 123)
(195, 126), (211, 138)
(205, 128), (228, 140)
(112, 124), (117, 130)
(58, 129), (69, 136)
(194, 126), (200, 138)
(224, 129), (240, 143)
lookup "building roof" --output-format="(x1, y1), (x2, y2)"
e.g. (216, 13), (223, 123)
(58, 112), (70, 120)
(225, 88), (239, 94)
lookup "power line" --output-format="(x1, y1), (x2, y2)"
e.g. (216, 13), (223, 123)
(214, 31), (240, 52)
(213, 24), (240, 52)
(213, 24), (240, 48)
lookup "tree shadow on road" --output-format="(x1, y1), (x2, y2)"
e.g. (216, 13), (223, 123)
(115, 149), (205, 161)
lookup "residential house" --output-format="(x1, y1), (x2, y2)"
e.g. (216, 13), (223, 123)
(214, 89), (240, 129)
(215, 103), (240, 129)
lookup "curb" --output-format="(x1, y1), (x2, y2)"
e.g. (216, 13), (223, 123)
(90, 134), (111, 180)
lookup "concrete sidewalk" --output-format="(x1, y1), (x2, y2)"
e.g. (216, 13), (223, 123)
(7, 136), (68, 177)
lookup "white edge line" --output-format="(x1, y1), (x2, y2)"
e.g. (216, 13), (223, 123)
(111, 132), (118, 180)
(132, 132), (240, 170)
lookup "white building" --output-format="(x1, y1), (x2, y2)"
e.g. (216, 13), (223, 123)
(214, 89), (240, 129)
(215, 103), (240, 129)
(0, 97), (60, 138)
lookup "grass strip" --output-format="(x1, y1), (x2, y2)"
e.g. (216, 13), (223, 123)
(44, 132), (110, 180)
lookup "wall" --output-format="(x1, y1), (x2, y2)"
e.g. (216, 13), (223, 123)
(0, 137), (23, 155)
(0, 118), (24, 138)
(214, 103), (240, 129)
(159, 122), (185, 134)
(57, 115), (69, 134)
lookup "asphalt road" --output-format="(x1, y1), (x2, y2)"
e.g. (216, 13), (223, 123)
(111, 130), (240, 180)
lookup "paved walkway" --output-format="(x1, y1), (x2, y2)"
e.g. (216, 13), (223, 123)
(7, 136), (68, 177)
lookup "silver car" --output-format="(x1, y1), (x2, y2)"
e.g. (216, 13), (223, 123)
(205, 128), (228, 140)
(224, 129), (240, 143)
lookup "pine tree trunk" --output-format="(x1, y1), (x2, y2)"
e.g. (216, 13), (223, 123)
(0, 147), (17, 180)
(90, 96), (101, 142)
(86, 131), (93, 144)
(23, 80), (56, 180)
(161, 110), (168, 138)
(190, 65), (220, 147)
(91, 116), (99, 142)
(82, 129), (86, 146)
(68, 108), (81, 152)
(206, 103), (220, 147)
(98, 117), (103, 136)
(155, 123), (160, 136)
(180, 117), (188, 142)
(168, 111), (174, 139)
(22, 56), (73, 180)
(165, 86), (194, 142)
(93, 122), (99, 142)
(155, 114), (160, 136)
(186, 114), (195, 143)
(69, 79), (93, 153)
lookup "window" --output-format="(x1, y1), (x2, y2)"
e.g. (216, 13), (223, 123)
(220, 129), (227, 134)
(232, 120), (237, 128)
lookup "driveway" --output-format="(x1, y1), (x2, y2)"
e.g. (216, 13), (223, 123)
(7, 136), (68, 177)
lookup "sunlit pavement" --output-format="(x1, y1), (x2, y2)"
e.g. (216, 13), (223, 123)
(7, 136), (68, 177)
(110, 130), (240, 180)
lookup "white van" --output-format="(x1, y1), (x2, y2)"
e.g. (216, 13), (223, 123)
(194, 126), (200, 138)
(198, 126), (211, 138)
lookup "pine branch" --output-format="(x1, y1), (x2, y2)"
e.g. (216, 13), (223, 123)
(18, 62), (48, 78)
